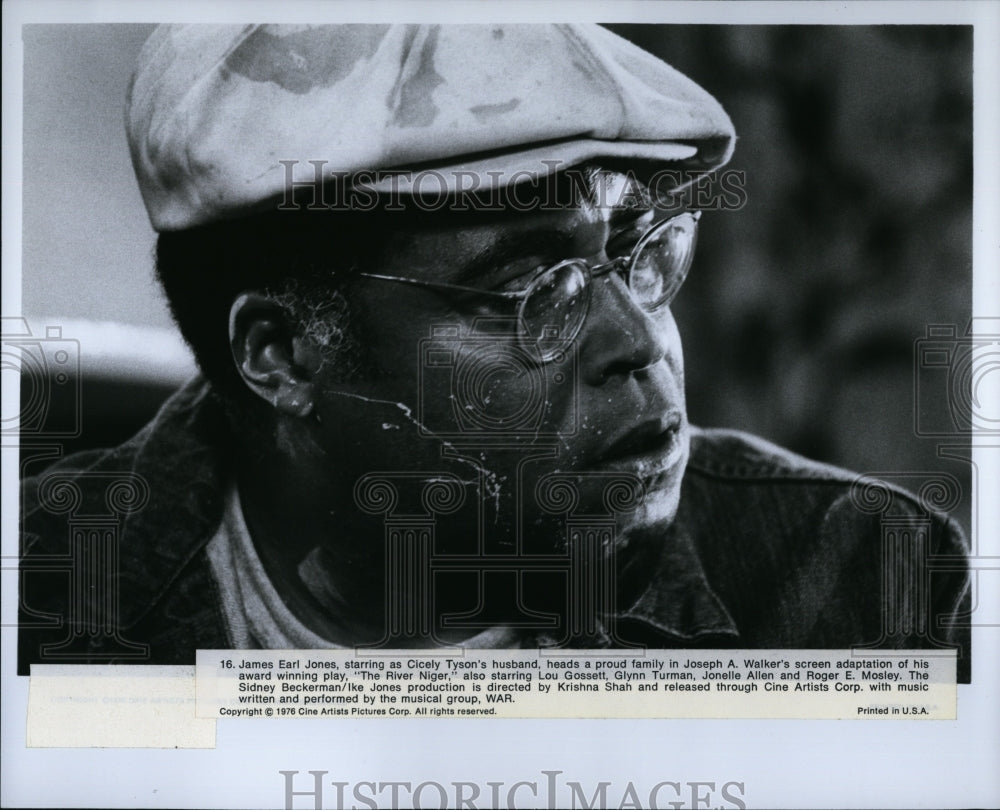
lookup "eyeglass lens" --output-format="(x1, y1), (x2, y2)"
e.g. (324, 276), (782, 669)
(520, 213), (697, 359)
(520, 261), (590, 359)
(629, 215), (697, 309)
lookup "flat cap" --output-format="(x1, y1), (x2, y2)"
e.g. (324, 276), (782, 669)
(127, 24), (735, 232)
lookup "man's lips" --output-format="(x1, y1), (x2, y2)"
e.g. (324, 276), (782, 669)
(596, 414), (685, 473)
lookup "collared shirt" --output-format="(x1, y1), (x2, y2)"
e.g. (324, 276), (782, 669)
(18, 378), (971, 681)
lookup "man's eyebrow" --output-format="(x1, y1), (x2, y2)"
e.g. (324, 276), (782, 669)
(608, 202), (653, 230)
(593, 169), (654, 227)
(456, 227), (576, 286)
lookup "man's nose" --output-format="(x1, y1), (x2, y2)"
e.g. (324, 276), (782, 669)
(576, 273), (670, 385)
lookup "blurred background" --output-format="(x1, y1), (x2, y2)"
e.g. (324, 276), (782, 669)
(15, 24), (973, 533)
(610, 24), (973, 535)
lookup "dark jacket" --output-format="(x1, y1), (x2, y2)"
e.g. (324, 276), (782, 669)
(18, 380), (971, 681)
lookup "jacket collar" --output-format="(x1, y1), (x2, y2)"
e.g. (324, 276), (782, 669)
(612, 517), (739, 642)
(116, 378), (230, 628)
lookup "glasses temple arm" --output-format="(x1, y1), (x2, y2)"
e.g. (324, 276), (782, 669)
(355, 272), (529, 301)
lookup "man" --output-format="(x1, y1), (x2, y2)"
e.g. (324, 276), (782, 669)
(19, 24), (970, 678)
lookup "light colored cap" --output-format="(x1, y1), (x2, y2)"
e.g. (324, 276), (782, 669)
(127, 24), (735, 232)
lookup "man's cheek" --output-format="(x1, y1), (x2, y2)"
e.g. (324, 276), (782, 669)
(661, 311), (685, 377)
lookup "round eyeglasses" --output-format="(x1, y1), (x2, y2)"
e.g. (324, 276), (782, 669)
(356, 210), (700, 362)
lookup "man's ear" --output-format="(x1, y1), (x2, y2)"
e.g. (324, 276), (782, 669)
(228, 292), (320, 418)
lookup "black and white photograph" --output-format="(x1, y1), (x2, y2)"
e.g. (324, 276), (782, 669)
(3, 2), (998, 809)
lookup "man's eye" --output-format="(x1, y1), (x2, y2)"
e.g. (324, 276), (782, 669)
(491, 264), (547, 294)
(606, 226), (648, 260)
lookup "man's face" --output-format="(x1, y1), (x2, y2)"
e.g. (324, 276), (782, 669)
(308, 171), (690, 556)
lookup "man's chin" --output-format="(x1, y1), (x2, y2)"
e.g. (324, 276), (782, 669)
(624, 478), (682, 528)
(608, 430), (689, 553)
(522, 455), (687, 558)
